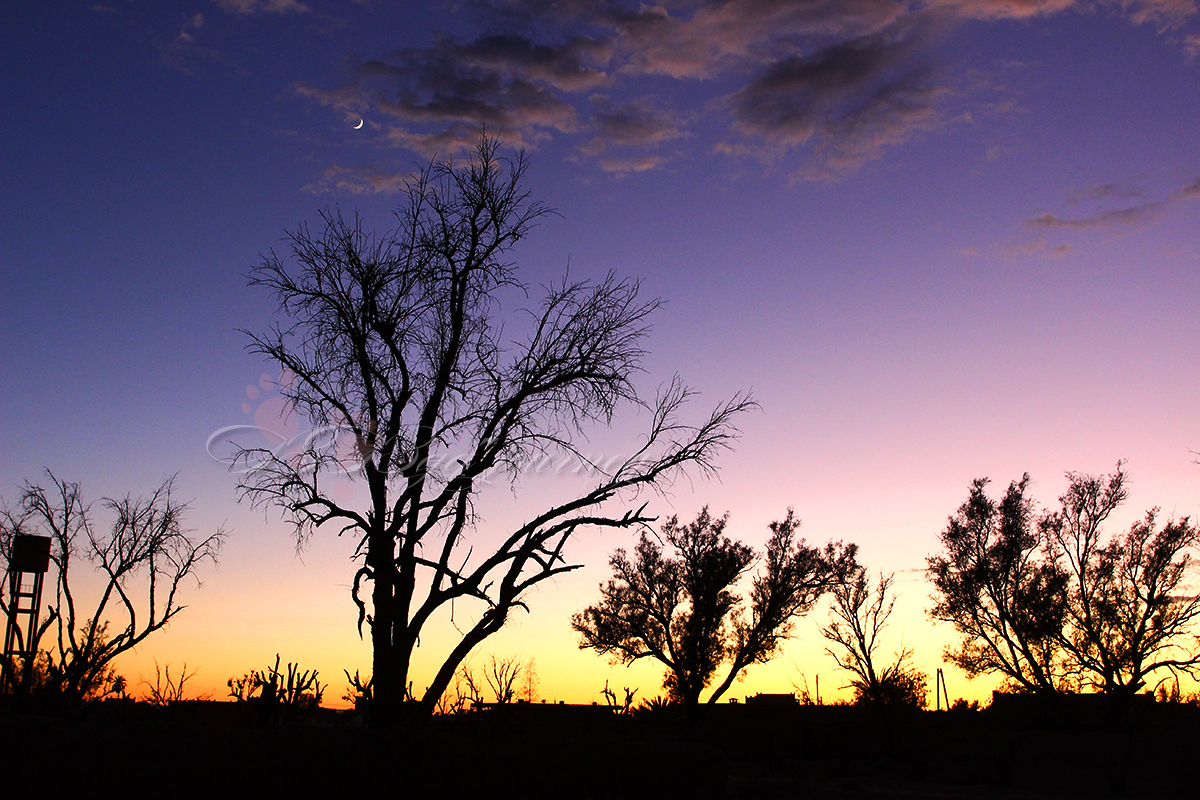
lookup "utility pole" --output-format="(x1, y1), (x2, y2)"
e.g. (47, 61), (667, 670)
(935, 668), (950, 711)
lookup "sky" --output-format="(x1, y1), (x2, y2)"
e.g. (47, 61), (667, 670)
(2, 0), (1199, 708)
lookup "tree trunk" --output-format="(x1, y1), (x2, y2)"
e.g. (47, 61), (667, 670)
(369, 528), (402, 728)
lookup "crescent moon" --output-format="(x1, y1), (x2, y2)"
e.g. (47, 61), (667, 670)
(353, 118), (364, 129)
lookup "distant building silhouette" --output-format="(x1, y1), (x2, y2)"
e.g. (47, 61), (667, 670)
(743, 692), (799, 709)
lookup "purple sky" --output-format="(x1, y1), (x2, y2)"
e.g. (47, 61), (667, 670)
(3, 0), (1199, 703)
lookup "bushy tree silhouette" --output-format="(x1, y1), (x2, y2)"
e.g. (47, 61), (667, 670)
(927, 474), (1069, 693)
(1044, 466), (1200, 703)
(574, 507), (857, 716)
(928, 463), (1200, 706)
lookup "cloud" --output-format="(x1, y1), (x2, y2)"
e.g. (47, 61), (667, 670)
(1066, 182), (1145, 204)
(607, 0), (908, 80)
(723, 14), (951, 176)
(580, 97), (687, 156)
(157, 13), (218, 74)
(933, 0), (1195, 27)
(795, 75), (948, 181)
(370, 60), (579, 134)
(296, 34), (593, 154)
(1027, 177), (1200, 230)
(930, 0), (1076, 19)
(302, 164), (417, 194)
(1008, 236), (1073, 256)
(481, 0), (908, 78)
(435, 33), (612, 92)
(597, 155), (669, 173)
(212, 0), (309, 14)
(295, 0), (1197, 183)
(1116, 0), (1198, 30)
(384, 123), (549, 157)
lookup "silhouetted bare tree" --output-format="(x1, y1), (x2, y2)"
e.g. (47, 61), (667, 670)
(929, 464), (1200, 704)
(141, 661), (202, 706)
(455, 663), (485, 709)
(342, 668), (373, 722)
(0, 472), (223, 709)
(484, 654), (522, 704)
(519, 656), (538, 702)
(234, 135), (752, 725)
(600, 679), (637, 713)
(574, 508), (857, 716)
(822, 569), (927, 707)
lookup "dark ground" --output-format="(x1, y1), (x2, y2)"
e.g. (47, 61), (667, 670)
(2, 698), (1198, 798)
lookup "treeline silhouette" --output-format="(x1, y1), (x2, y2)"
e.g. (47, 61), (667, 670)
(4, 687), (1200, 797)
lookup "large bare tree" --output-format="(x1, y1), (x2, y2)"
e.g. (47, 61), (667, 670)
(234, 137), (752, 725)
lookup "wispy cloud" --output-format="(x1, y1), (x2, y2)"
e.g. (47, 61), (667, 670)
(1027, 177), (1200, 230)
(212, 0), (310, 14)
(598, 154), (669, 174)
(157, 13), (218, 74)
(1007, 236), (1072, 256)
(1117, 0), (1198, 31)
(603, 0), (906, 80)
(930, 0), (1076, 20)
(1066, 182), (1145, 204)
(720, 14), (952, 179)
(581, 97), (688, 156)
(433, 33), (613, 92)
(302, 164), (418, 194)
(933, 0), (1195, 27)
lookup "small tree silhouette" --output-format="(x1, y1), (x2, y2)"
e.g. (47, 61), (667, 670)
(822, 569), (926, 707)
(343, 668), (372, 718)
(519, 657), (538, 703)
(600, 679), (637, 713)
(141, 661), (201, 706)
(484, 654), (523, 704)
